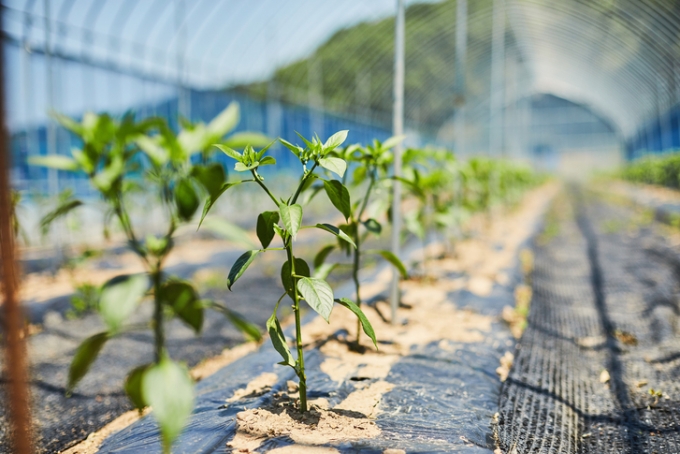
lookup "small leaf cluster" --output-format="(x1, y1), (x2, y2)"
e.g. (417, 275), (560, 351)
(201, 129), (380, 412)
(31, 102), (263, 452)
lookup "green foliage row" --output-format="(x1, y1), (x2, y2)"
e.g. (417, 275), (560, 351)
(31, 101), (540, 452)
(620, 153), (680, 189)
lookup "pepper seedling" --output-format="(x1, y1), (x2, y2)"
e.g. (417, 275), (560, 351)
(30, 104), (262, 452)
(202, 130), (378, 412)
(314, 137), (408, 345)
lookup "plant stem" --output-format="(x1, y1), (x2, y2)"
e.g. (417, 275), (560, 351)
(151, 264), (164, 363)
(352, 173), (376, 344)
(285, 243), (307, 412)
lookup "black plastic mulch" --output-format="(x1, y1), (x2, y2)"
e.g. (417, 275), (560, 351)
(0, 267), (282, 454)
(496, 188), (680, 453)
(98, 257), (527, 453)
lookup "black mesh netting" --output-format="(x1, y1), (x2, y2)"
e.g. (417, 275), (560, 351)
(496, 188), (680, 453)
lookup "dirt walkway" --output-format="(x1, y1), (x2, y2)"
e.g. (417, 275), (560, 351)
(497, 186), (680, 453)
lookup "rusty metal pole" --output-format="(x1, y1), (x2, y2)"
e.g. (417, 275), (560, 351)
(0, 5), (34, 452)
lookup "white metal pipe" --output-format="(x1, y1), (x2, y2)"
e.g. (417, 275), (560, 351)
(390, 0), (405, 325)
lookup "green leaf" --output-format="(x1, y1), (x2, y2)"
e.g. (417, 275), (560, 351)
(99, 274), (149, 332)
(142, 357), (194, 452)
(363, 218), (382, 234)
(175, 179), (200, 221)
(256, 211), (280, 248)
(313, 262), (337, 280)
(322, 180), (351, 220)
(234, 161), (259, 172)
(335, 298), (378, 349)
(214, 144), (242, 161)
(367, 249), (408, 279)
(319, 157), (347, 178)
(191, 163), (226, 199)
(279, 138), (303, 157)
(281, 258), (310, 299)
(145, 234), (169, 257)
(323, 130), (349, 150)
(314, 244), (335, 268)
(297, 277), (334, 322)
(294, 131), (314, 149)
(404, 210), (425, 239)
(124, 364), (151, 410)
(225, 310), (262, 342)
(52, 112), (84, 136)
(382, 135), (406, 150)
(200, 218), (255, 248)
(279, 204), (303, 239)
(67, 332), (108, 393)
(92, 155), (124, 193)
(197, 182), (242, 228)
(315, 223), (356, 248)
(203, 300), (263, 342)
(259, 156), (276, 166)
(207, 102), (239, 138)
(160, 281), (203, 333)
(136, 135), (169, 167)
(227, 250), (260, 290)
(28, 155), (80, 171)
(40, 198), (83, 236)
(223, 131), (271, 149)
(266, 313), (295, 367)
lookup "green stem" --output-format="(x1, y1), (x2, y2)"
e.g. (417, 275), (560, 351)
(151, 264), (164, 363)
(252, 170), (279, 205)
(352, 172), (378, 344)
(291, 162), (318, 204)
(286, 243), (307, 412)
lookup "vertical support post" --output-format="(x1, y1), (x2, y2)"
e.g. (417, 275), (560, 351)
(175, 0), (190, 121)
(390, 0), (405, 325)
(22, 11), (38, 181)
(308, 55), (323, 138)
(454, 0), (467, 156)
(1, 6), (34, 450)
(44, 0), (57, 195)
(489, 0), (505, 156)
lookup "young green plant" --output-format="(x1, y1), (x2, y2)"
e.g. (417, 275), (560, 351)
(316, 137), (408, 345)
(203, 130), (378, 412)
(30, 104), (262, 452)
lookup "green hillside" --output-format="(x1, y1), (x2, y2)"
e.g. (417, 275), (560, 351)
(239, 0), (494, 134)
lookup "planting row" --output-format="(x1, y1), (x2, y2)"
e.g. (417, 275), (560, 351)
(620, 152), (680, 188)
(29, 102), (541, 452)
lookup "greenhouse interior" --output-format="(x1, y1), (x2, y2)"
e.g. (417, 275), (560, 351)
(1, 0), (680, 453)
